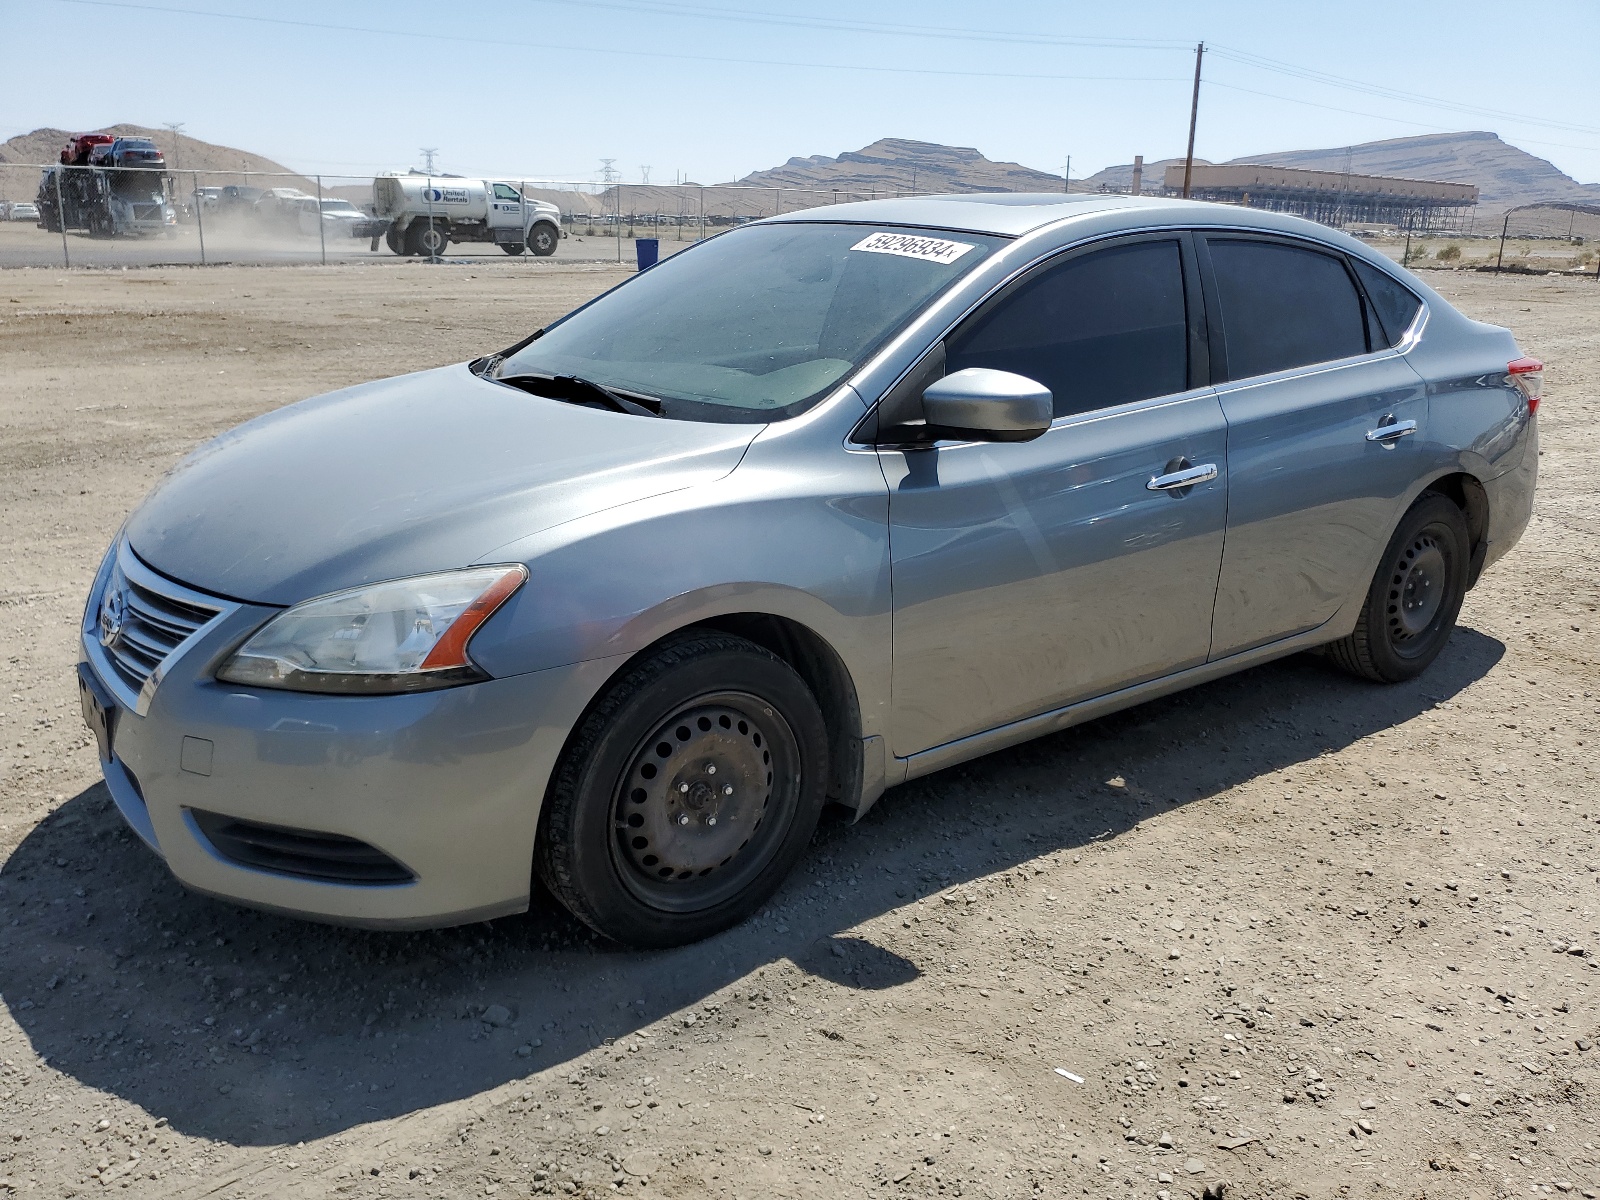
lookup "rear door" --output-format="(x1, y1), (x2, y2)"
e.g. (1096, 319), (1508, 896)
(1199, 233), (1428, 658)
(880, 234), (1229, 755)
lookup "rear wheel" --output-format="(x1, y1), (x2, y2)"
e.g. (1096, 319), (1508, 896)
(407, 219), (448, 257)
(536, 632), (828, 947)
(529, 222), (559, 256)
(1325, 492), (1470, 683)
(500, 241), (526, 256)
(384, 226), (403, 255)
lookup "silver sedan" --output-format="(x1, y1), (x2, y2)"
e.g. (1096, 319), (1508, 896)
(78, 194), (1540, 945)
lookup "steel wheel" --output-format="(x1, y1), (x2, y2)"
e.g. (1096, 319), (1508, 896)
(1325, 492), (1469, 683)
(530, 223), (558, 256)
(537, 632), (829, 947)
(611, 694), (798, 913)
(1387, 531), (1448, 654)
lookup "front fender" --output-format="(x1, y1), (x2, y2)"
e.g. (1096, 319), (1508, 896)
(464, 441), (893, 743)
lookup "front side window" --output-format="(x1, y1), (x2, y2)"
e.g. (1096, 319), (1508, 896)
(498, 223), (1006, 421)
(1207, 238), (1368, 379)
(493, 183), (521, 201)
(945, 239), (1189, 419)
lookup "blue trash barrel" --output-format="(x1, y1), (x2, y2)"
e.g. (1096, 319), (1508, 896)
(636, 238), (659, 271)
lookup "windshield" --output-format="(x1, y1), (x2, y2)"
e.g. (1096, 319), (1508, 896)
(322, 199), (359, 212)
(497, 222), (1006, 421)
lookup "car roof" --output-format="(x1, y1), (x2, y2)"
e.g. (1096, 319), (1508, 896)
(760, 192), (1359, 243)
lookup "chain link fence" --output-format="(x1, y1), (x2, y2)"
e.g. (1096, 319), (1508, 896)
(0, 162), (937, 270)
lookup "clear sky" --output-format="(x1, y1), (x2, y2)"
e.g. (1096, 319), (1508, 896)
(3, 0), (1597, 187)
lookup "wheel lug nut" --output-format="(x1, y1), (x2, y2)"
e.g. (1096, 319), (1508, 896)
(677, 813), (689, 826)
(706, 764), (717, 775)
(707, 816), (718, 827)
(679, 783), (689, 794)
(723, 785), (734, 796)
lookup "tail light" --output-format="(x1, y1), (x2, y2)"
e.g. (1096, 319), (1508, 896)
(1507, 357), (1544, 414)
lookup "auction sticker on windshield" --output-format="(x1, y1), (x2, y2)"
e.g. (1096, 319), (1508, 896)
(850, 231), (976, 264)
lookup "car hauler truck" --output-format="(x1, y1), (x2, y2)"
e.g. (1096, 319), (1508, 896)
(37, 135), (176, 237)
(372, 173), (562, 256)
(38, 135), (177, 236)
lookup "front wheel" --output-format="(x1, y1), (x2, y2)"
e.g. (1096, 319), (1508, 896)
(528, 222), (559, 256)
(1325, 492), (1470, 683)
(536, 632), (829, 947)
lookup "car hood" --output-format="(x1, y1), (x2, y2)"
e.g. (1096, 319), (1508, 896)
(125, 364), (760, 605)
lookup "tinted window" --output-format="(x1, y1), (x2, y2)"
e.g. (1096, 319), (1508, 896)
(1350, 257), (1423, 346)
(945, 240), (1188, 418)
(1207, 239), (1367, 379)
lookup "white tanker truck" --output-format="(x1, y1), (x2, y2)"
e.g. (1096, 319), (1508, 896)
(372, 174), (562, 257)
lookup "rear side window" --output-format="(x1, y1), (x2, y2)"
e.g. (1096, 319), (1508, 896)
(945, 239), (1189, 419)
(1350, 258), (1423, 346)
(1207, 238), (1367, 379)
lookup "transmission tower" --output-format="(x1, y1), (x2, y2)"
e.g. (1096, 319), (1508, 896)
(599, 159), (620, 184)
(640, 165), (651, 185)
(419, 147), (440, 173)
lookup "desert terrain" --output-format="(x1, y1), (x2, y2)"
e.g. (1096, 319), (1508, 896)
(0, 261), (1597, 1200)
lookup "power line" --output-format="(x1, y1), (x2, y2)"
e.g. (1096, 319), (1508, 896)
(531, 0), (1191, 51)
(1207, 45), (1600, 137)
(1203, 78), (1600, 155)
(50, 0), (1185, 85)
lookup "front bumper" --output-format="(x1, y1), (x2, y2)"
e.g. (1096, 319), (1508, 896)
(81, 555), (624, 929)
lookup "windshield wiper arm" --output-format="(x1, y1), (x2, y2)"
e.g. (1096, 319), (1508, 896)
(495, 373), (662, 418)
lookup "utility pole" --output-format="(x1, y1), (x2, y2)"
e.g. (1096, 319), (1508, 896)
(163, 122), (186, 171)
(420, 147), (439, 173)
(1181, 41), (1204, 199)
(1062, 156), (1070, 194)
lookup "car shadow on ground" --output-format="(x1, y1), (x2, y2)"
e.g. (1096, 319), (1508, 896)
(0, 628), (1503, 1147)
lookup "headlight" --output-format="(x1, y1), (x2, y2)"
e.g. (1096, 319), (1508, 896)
(216, 565), (527, 694)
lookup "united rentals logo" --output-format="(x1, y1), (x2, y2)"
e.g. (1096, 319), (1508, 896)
(99, 583), (127, 649)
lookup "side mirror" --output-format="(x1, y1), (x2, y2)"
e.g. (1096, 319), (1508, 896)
(921, 368), (1053, 443)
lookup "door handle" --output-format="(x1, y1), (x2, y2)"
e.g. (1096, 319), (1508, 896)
(1366, 418), (1418, 443)
(1146, 463), (1218, 491)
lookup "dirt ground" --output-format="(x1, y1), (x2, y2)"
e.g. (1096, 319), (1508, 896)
(1, 261), (1597, 1200)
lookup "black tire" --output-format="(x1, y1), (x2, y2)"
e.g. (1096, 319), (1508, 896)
(528, 222), (559, 256)
(407, 218), (448, 257)
(384, 226), (403, 255)
(500, 241), (526, 256)
(1325, 492), (1470, 683)
(536, 632), (829, 947)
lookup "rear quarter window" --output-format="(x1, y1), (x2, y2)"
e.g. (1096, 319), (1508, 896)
(1350, 257), (1424, 346)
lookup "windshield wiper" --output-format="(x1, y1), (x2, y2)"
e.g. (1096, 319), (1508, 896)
(495, 373), (662, 418)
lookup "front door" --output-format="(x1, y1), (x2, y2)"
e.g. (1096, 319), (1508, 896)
(1199, 234), (1429, 659)
(880, 235), (1229, 757)
(489, 182), (525, 235)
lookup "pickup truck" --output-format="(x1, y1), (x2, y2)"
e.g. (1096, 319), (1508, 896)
(372, 174), (562, 256)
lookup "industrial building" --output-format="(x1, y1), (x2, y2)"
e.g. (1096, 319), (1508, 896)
(1163, 162), (1479, 231)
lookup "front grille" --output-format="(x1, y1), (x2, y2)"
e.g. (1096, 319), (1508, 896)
(97, 554), (219, 698)
(190, 810), (416, 885)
